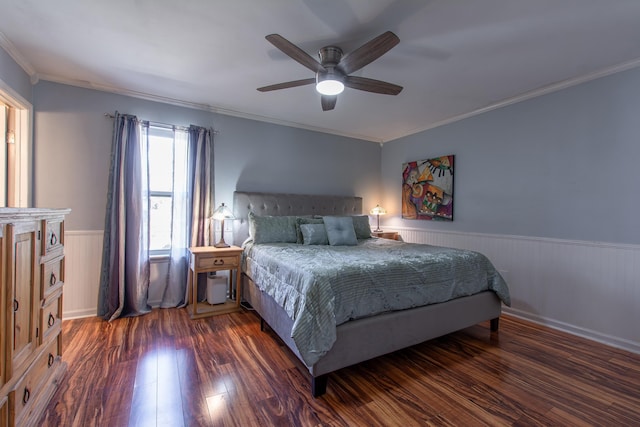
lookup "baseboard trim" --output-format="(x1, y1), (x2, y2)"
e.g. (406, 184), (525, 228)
(65, 230), (104, 236)
(63, 308), (97, 320)
(504, 307), (640, 355)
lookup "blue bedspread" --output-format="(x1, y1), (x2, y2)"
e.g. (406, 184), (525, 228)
(243, 238), (510, 366)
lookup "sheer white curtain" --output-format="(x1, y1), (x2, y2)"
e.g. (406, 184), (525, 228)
(161, 129), (190, 307)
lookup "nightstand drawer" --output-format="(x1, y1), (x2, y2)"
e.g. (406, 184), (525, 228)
(372, 231), (398, 240)
(196, 255), (239, 269)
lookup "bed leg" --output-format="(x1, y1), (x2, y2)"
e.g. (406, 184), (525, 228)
(260, 318), (265, 332)
(311, 375), (328, 397)
(490, 317), (500, 332)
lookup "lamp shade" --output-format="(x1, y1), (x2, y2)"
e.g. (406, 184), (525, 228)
(370, 205), (387, 216)
(212, 203), (235, 220)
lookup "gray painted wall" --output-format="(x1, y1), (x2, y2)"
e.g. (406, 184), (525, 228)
(382, 66), (640, 245)
(0, 45), (32, 102)
(32, 81), (381, 230)
(3, 43), (639, 349)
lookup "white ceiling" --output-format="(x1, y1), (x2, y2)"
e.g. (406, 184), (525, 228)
(1, 0), (640, 143)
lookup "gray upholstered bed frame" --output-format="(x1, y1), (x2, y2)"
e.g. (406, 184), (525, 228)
(232, 191), (502, 397)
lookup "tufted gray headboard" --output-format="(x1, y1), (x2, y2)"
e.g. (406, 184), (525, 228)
(232, 191), (363, 247)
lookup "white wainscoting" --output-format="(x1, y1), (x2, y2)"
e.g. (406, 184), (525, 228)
(64, 228), (640, 354)
(394, 227), (640, 354)
(64, 230), (103, 319)
(63, 231), (173, 318)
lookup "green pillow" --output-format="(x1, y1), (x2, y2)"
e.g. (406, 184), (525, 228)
(295, 217), (324, 244)
(351, 215), (372, 239)
(248, 212), (297, 244)
(300, 223), (329, 245)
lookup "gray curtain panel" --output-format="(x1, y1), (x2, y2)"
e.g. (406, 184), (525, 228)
(188, 125), (213, 304)
(161, 125), (213, 307)
(98, 112), (151, 321)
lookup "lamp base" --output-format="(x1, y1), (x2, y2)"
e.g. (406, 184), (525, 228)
(373, 228), (383, 232)
(214, 223), (230, 248)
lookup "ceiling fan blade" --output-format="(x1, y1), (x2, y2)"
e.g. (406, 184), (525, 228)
(337, 31), (400, 75)
(265, 34), (326, 73)
(344, 76), (403, 95)
(257, 78), (316, 92)
(321, 95), (337, 111)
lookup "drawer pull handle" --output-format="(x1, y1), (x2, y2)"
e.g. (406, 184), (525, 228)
(50, 232), (58, 246)
(48, 353), (55, 367)
(48, 313), (56, 327)
(13, 299), (19, 312)
(213, 259), (225, 266)
(23, 387), (30, 405)
(50, 273), (57, 286)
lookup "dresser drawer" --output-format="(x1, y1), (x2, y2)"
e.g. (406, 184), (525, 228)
(0, 396), (7, 427)
(10, 337), (61, 425)
(41, 255), (65, 299)
(195, 255), (239, 270)
(40, 290), (63, 344)
(41, 219), (64, 255)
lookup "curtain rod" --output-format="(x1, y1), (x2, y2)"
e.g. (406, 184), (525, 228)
(104, 113), (218, 134)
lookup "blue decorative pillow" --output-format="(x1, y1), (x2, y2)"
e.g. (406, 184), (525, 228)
(323, 216), (358, 246)
(300, 223), (329, 245)
(351, 215), (372, 239)
(295, 217), (324, 244)
(248, 212), (297, 244)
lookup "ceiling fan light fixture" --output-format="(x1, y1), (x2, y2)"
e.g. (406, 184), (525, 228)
(260, 32), (402, 110)
(316, 71), (344, 95)
(316, 79), (344, 95)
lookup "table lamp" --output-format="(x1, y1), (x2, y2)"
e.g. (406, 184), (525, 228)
(370, 205), (387, 232)
(212, 203), (235, 248)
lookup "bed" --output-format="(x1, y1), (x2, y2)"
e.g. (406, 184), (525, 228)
(232, 191), (510, 397)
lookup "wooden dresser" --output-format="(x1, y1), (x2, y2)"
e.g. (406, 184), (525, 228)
(0, 208), (70, 427)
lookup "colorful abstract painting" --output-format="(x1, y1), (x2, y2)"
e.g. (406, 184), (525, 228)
(402, 155), (454, 221)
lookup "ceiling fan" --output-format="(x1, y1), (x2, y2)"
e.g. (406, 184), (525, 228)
(257, 31), (403, 111)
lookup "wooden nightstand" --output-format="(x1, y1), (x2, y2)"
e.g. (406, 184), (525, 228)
(187, 245), (244, 319)
(371, 231), (399, 240)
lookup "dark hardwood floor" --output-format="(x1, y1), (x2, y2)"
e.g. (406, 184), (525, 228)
(40, 308), (640, 426)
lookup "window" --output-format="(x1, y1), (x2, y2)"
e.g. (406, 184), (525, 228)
(147, 126), (177, 255)
(1, 91), (31, 207)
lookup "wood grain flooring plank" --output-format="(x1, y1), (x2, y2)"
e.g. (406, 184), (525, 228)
(175, 347), (212, 426)
(205, 392), (238, 427)
(215, 363), (262, 426)
(274, 366), (336, 426)
(39, 309), (640, 426)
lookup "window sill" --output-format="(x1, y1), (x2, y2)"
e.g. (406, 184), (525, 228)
(150, 254), (170, 263)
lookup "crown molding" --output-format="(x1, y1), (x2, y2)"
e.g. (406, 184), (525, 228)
(0, 31), (36, 76)
(386, 57), (640, 143)
(27, 56), (640, 145)
(36, 55), (640, 144)
(5, 24), (639, 146)
(36, 73), (383, 144)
